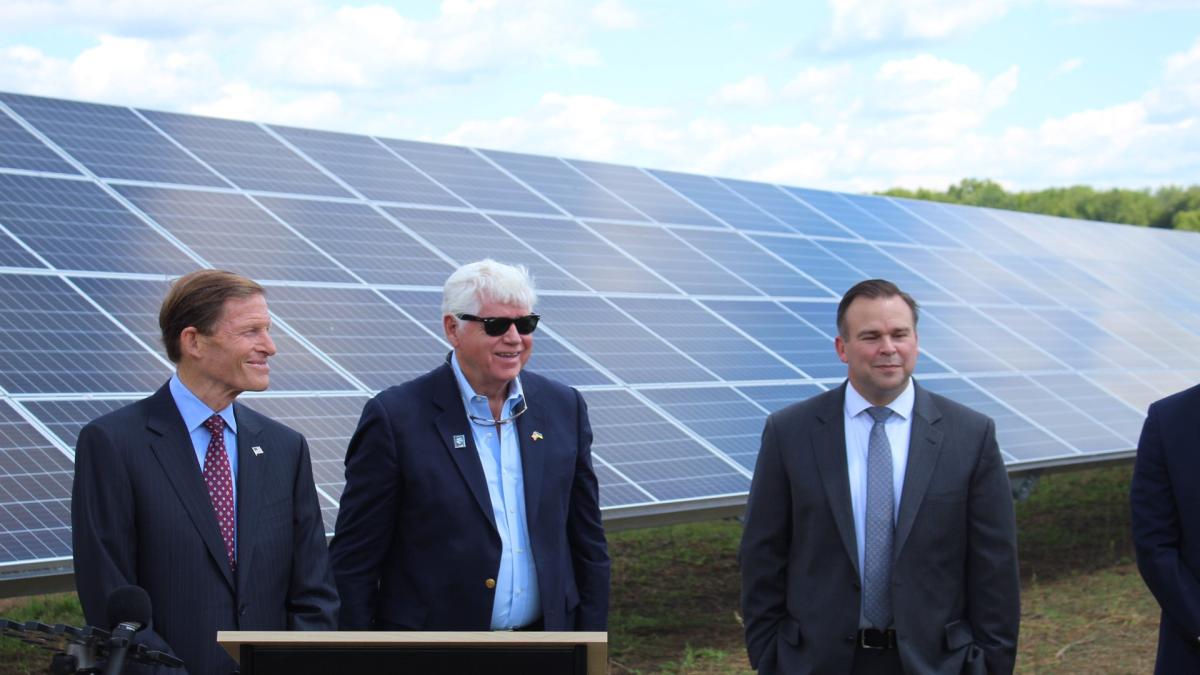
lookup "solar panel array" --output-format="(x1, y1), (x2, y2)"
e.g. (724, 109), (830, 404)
(1, 91), (1198, 582)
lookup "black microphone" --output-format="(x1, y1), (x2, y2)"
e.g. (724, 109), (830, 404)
(103, 585), (152, 675)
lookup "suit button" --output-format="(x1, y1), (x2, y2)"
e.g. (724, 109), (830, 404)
(485, 578), (496, 589)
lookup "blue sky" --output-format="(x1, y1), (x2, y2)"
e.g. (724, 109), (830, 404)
(1, 0), (1198, 192)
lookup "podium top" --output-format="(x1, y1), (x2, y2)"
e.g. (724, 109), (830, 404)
(217, 630), (608, 659)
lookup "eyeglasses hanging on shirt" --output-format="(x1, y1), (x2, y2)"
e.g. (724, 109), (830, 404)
(467, 397), (530, 427)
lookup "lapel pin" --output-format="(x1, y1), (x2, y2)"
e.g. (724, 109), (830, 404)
(453, 434), (467, 449)
(252, 446), (264, 456)
(531, 431), (544, 442)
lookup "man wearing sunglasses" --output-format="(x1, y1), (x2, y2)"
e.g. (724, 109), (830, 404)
(329, 259), (610, 633)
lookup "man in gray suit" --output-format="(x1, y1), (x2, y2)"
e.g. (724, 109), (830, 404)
(740, 279), (1019, 674)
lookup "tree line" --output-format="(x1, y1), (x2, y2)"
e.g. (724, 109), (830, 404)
(879, 179), (1200, 232)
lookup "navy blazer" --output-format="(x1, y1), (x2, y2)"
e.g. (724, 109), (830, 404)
(1132, 382), (1200, 674)
(71, 383), (339, 675)
(740, 381), (1020, 675)
(329, 362), (610, 631)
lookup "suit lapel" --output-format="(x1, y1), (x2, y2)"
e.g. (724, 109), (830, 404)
(432, 364), (497, 530)
(234, 404), (266, 591)
(813, 384), (861, 575)
(894, 382), (944, 559)
(515, 378), (545, 527)
(145, 384), (235, 590)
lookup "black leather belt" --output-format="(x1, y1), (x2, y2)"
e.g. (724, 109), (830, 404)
(857, 628), (897, 650)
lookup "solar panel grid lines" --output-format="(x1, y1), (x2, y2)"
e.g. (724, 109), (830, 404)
(116, 184), (359, 284)
(669, 226), (836, 298)
(0, 173), (202, 276)
(381, 206), (590, 292)
(490, 213), (679, 294)
(837, 192), (964, 249)
(717, 177), (856, 239)
(479, 149), (649, 223)
(139, 109), (353, 198)
(267, 124), (467, 208)
(2, 89), (1198, 580)
(785, 187), (908, 244)
(583, 220), (761, 296)
(0, 93), (227, 188)
(254, 195), (456, 287)
(610, 296), (805, 383)
(380, 138), (560, 215)
(917, 377), (1072, 463)
(0, 107), (80, 176)
(647, 168), (786, 233)
(566, 158), (724, 227)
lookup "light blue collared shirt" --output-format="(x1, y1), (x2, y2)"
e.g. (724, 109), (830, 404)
(170, 373), (238, 556)
(843, 377), (914, 625)
(451, 352), (540, 630)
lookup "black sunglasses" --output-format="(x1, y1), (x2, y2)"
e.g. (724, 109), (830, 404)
(457, 313), (541, 336)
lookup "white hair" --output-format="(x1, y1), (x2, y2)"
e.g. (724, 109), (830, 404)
(441, 259), (537, 320)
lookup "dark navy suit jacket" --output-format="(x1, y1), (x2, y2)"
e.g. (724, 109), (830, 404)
(1132, 382), (1200, 674)
(329, 362), (610, 631)
(71, 383), (339, 675)
(740, 381), (1019, 675)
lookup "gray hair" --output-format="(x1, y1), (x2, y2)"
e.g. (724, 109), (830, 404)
(441, 259), (537, 321)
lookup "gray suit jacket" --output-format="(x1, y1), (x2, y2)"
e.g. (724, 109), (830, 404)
(72, 383), (339, 675)
(740, 381), (1019, 675)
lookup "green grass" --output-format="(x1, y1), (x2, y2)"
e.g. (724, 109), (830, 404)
(0, 463), (1157, 674)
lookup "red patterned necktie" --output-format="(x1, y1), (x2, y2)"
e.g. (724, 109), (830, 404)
(202, 414), (236, 570)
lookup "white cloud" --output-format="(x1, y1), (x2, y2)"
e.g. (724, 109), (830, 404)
(441, 92), (682, 165)
(0, 36), (220, 107)
(591, 0), (641, 29)
(0, 0), (312, 37)
(1053, 0), (1198, 9)
(823, 0), (1015, 51)
(68, 35), (220, 105)
(190, 83), (345, 128)
(1054, 57), (1084, 75)
(782, 64), (854, 98)
(710, 75), (773, 107)
(251, 2), (600, 89)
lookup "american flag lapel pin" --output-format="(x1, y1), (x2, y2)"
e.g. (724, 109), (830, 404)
(252, 446), (264, 456)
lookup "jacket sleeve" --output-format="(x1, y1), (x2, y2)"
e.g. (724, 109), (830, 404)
(285, 436), (340, 630)
(328, 396), (401, 629)
(71, 423), (177, 666)
(566, 389), (611, 630)
(1131, 401), (1200, 641)
(965, 418), (1020, 675)
(739, 414), (790, 672)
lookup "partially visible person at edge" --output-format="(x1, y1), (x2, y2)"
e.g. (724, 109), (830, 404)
(330, 259), (610, 632)
(72, 269), (338, 675)
(1131, 382), (1200, 674)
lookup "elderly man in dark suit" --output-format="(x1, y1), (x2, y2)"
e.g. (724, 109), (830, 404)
(329, 259), (609, 631)
(1132, 383), (1200, 674)
(71, 269), (338, 675)
(740, 279), (1020, 675)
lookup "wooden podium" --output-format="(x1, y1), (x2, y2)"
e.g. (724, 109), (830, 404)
(218, 631), (607, 675)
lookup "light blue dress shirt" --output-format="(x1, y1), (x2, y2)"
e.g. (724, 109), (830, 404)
(451, 353), (541, 630)
(843, 378), (914, 619)
(170, 373), (238, 556)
